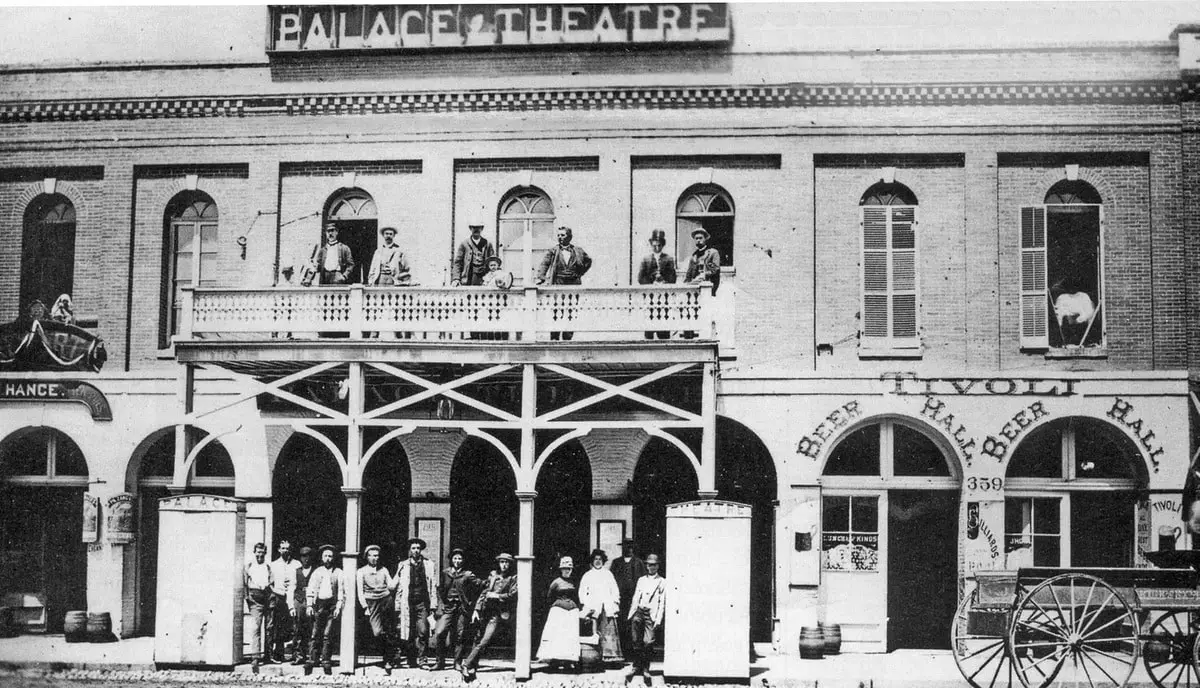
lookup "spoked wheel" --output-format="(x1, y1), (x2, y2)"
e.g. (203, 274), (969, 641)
(952, 584), (1016, 688)
(1009, 573), (1139, 688)
(1143, 611), (1200, 688)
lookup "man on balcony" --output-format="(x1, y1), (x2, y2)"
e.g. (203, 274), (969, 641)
(311, 223), (356, 286)
(367, 226), (411, 287)
(451, 221), (496, 287)
(536, 226), (592, 341)
(637, 230), (677, 339)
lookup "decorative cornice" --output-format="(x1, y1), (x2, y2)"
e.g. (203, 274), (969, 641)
(0, 81), (1189, 123)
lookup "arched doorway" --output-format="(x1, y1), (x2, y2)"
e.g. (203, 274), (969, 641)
(715, 418), (778, 644)
(20, 193), (76, 314)
(449, 436), (518, 571)
(360, 433), (411, 568)
(821, 419), (959, 651)
(132, 429), (235, 635)
(497, 187), (554, 286)
(323, 188), (378, 284)
(1005, 417), (1145, 568)
(0, 427), (88, 633)
(631, 437), (699, 574)
(273, 431), (345, 553)
(532, 439), (592, 646)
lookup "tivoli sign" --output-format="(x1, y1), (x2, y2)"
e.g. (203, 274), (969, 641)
(269, 4), (732, 51)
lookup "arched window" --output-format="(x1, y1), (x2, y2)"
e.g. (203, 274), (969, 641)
(498, 187), (555, 285)
(1019, 179), (1104, 349)
(0, 427), (87, 483)
(321, 188), (378, 284)
(162, 192), (218, 346)
(675, 184), (734, 269)
(859, 182), (919, 352)
(136, 430), (235, 492)
(1005, 418), (1143, 568)
(21, 194), (77, 314)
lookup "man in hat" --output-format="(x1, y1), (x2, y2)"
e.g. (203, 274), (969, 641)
(305, 545), (346, 676)
(244, 542), (273, 668)
(636, 230), (678, 339)
(291, 546), (316, 665)
(536, 226), (592, 340)
(625, 553), (665, 685)
(357, 544), (398, 673)
(367, 226), (412, 287)
(268, 540), (302, 663)
(461, 553), (519, 682)
(683, 227), (720, 292)
(432, 548), (480, 671)
(307, 223), (356, 286)
(608, 539), (647, 655)
(393, 537), (440, 668)
(452, 221), (496, 287)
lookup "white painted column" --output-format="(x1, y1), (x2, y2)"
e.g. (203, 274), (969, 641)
(339, 362), (364, 674)
(514, 362), (537, 680)
(698, 361), (718, 498)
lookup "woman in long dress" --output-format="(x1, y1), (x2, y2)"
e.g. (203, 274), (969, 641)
(579, 548), (623, 664)
(536, 555), (581, 671)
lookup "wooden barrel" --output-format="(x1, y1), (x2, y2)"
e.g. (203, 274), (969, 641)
(798, 626), (824, 659)
(64, 611), (88, 642)
(86, 612), (114, 643)
(821, 623), (842, 655)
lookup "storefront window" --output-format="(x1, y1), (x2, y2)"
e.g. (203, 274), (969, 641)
(498, 187), (555, 286)
(675, 184), (734, 269)
(1005, 497), (1062, 567)
(162, 192), (218, 347)
(859, 182), (919, 352)
(1019, 180), (1104, 350)
(822, 495), (879, 571)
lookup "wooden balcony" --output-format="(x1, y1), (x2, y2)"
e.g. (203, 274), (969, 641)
(177, 284), (717, 354)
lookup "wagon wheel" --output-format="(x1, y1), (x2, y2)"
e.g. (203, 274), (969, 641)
(1009, 573), (1138, 688)
(952, 584), (1016, 688)
(1144, 611), (1200, 688)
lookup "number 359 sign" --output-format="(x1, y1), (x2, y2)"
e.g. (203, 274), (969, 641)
(965, 476), (1004, 500)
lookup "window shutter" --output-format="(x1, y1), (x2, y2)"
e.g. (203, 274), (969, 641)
(1019, 206), (1048, 348)
(861, 205), (919, 349)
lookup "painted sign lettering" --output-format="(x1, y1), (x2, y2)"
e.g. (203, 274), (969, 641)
(796, 401), (862, 459)
(882, 373), (1077, 397)
(1107, 397), (1164, 473)
(269, 4), (732, 51)
(918, 397), (976, 466)
(979, 401), (1048, 463)
(0, 379), (112, 421)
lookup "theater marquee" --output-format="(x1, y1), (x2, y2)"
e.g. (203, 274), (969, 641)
(268, 4), (731, 52)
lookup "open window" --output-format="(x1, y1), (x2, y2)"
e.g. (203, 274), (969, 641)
(1019, 180), (1104, 350)
(859, 182), (919, 354)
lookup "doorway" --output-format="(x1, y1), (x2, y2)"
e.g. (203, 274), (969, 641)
(886, 490), (957, 650)
(631, 437), (699, 575)
(533, 440), (592, 646)
(360, 433), (411, 567)
(323, 188), (378, 284)
(273, 432), (345, 552)
(449, 436), (518, 569)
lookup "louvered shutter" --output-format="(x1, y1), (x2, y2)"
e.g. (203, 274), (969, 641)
(1019, 206), (1048, 348)
(861, 205), (920, 350)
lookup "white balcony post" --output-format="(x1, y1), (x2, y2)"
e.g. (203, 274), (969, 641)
(179, 287), (194, 340)
(522, 287), (538, 341)
(698, 361), (717, 498)
(349, 286), (364, 339)
(700, 284), (715, 339)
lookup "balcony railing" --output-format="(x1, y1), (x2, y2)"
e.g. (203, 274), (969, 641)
(178, 284), (715, 342)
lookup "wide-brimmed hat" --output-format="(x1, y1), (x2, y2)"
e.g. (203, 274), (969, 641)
(690, 227), (710, 240)
(649, 229), (667, 244)
(406, 537), (427, 550)
(380, 226), (397, 236)
(495, 552), (514, 563)
(645, 554), (661, 565)
(620, 538), (636, 546)
(486, 255), (502, 266)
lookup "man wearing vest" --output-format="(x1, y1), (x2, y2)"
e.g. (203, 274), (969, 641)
(305, 544), (345, 676)
(461, 552), (518, 683)
(536, 226), (592, 340)
(609, 538), (647, 660)
(432, 547), (480, 672)
(244, 542), (273, 669)
(393, 537), (440, 669)
(451, 221), (496, 287)
(625, 554), (665, 686)
(356, 544), (397, 674)
(268, 540), (301, 663)
(291, 546), (316, 666)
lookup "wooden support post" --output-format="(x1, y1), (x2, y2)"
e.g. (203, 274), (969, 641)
(515, 363), (537, 680)
(339, 488), (362, 674)
(171, 363), (195, 493)
(698, 361), (718, 498)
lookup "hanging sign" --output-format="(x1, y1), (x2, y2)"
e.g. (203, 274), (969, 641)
(82, 493), (100, 544)
(106, 493), (136, 544)
(269, 4), (732, 52)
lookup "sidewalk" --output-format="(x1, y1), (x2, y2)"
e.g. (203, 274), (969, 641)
(0, 634), (1170, 687)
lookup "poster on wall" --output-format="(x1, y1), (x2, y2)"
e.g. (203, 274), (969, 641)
(105, 493), (136, 544)
(821, 533), (878, 571)
(82, 493), (100, 543)
(597, 520), (625, 563)
(417, 518), (443, 568)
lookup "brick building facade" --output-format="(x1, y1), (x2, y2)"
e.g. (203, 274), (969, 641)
(1, 4), (1199, 670)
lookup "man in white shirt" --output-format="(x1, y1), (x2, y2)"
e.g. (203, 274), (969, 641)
(367, 226), (411, 286)
(244, 542), (273, 668)
(268, 540), (301, 662)
(305, 545), (346, 676)
(625, 553), (665, 685)
(356, 544), (397, 673)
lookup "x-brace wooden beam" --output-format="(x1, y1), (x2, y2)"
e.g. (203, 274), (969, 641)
(190, 361), (349, 421)
(537, 363), (700, 423)
(364, 362), (518, 422)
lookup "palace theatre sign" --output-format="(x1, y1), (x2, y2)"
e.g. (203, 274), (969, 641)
(268, 4), (732, 51)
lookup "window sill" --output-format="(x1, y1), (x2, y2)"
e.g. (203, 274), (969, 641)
(1041, 347), (1108, 360)
(858, 346), (923, 360)
(157, 346), (176, 360)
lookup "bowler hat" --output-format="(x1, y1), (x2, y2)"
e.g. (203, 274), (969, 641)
(649, 229), (667, 244)
(407, 537), (427, 550)
(620, 538), (636, 546)
(298, 546), (314, 556)
(495, 552), (514, 562)
(690, 227), (710, 240)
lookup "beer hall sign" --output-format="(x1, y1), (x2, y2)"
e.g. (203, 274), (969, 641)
(268, 4), (732, 51)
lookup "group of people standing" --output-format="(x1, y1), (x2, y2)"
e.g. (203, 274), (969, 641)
(244, 536), (665, 684)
